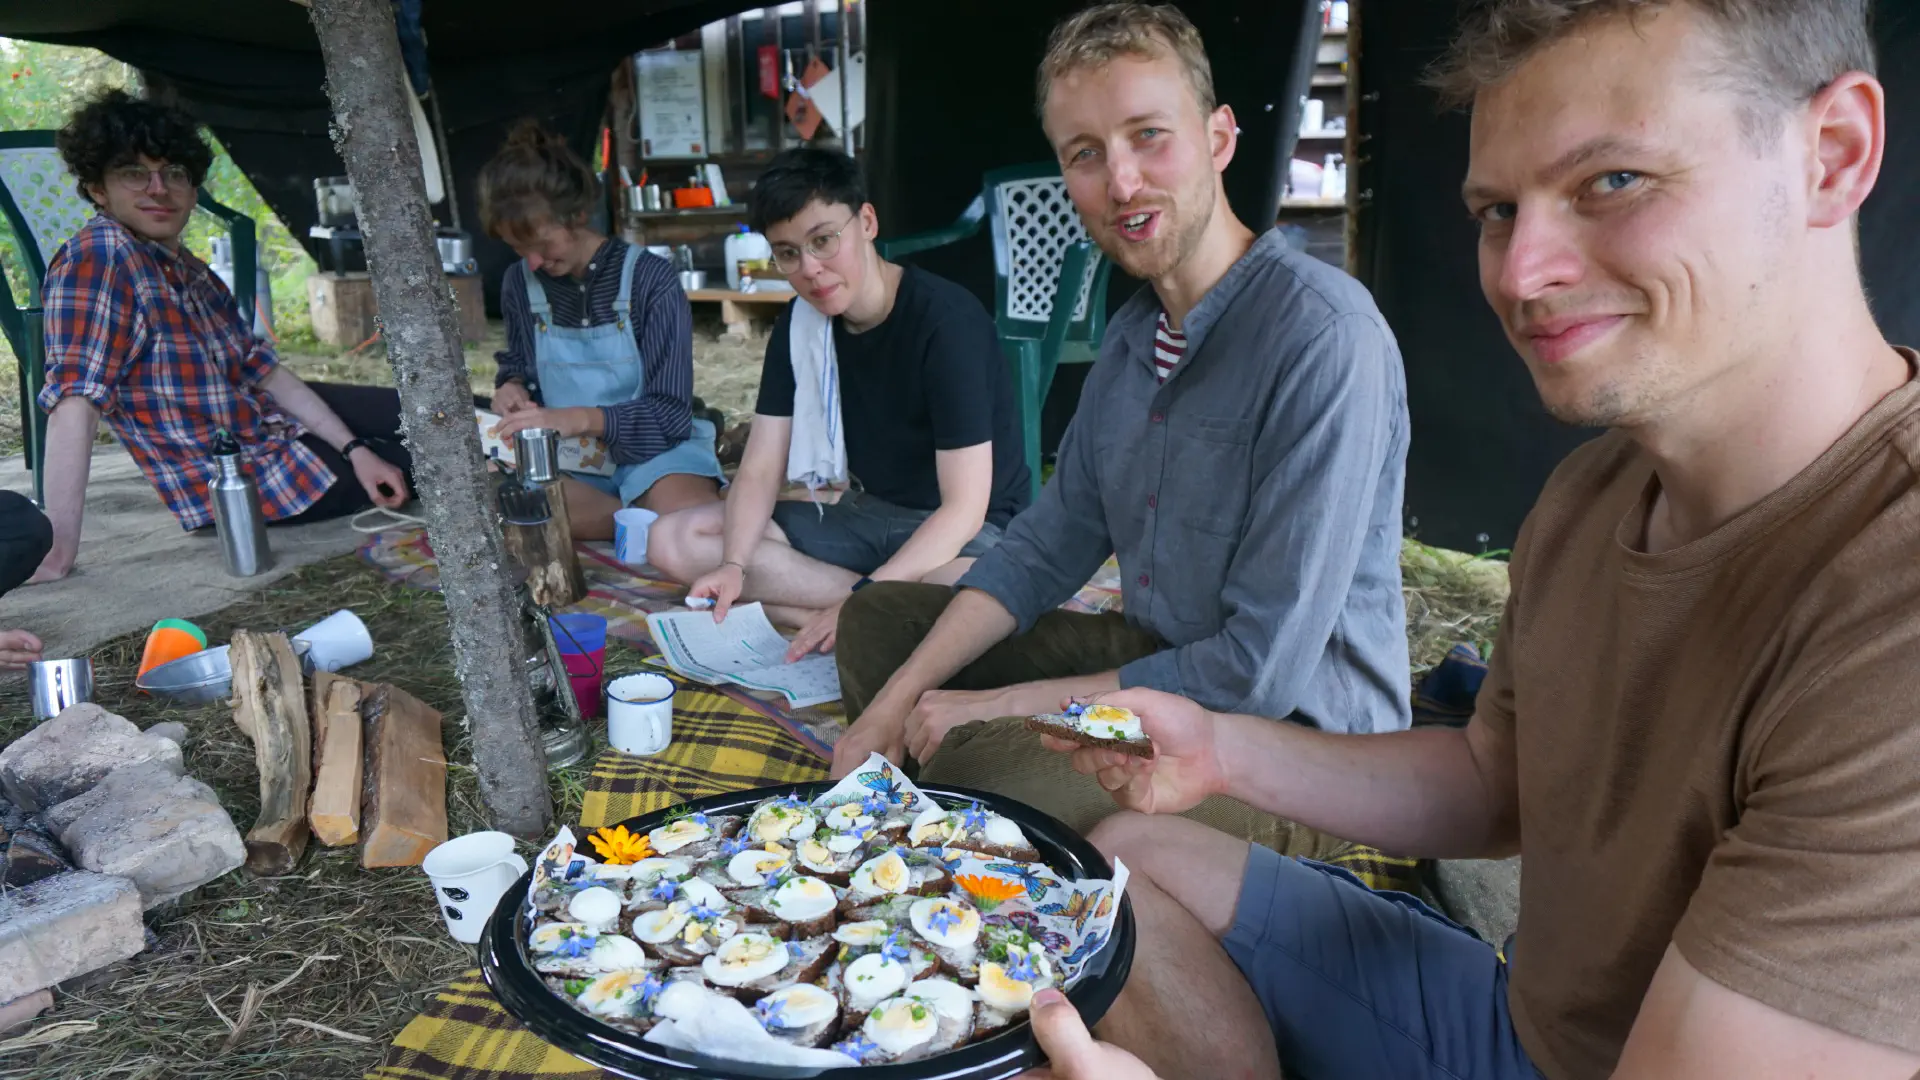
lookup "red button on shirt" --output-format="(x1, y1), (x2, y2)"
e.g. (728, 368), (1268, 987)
(1138, 573), (1151, 587)
(1149, 411), (1165, 423)
(1147, 494), (1158, 509)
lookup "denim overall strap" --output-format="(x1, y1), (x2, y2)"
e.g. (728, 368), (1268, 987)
(528, 245), (646, 411)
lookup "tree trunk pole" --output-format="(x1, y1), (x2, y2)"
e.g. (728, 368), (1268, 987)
(308, 0), (552, 839)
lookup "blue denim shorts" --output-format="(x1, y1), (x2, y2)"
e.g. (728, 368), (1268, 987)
(769, 490), (1003, 575)
(569, 417), (725, 507)
(1223, 845), (1545, 1080)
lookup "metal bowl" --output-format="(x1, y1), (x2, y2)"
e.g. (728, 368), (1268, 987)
(136, 641), (314, 705)
(677, 270), (707, 292)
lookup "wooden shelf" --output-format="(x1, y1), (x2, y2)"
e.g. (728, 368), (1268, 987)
(1323, 28), (1348, 38)
(1297, 130), (1349, 140)
(1280, 196), (1347, 211)
(621, 205), (747, 221)
(1312, 73), (1347, 87)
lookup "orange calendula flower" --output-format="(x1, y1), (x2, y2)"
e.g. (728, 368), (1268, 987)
(955, 874), (1026, 911)
(588, 824), (653, 865)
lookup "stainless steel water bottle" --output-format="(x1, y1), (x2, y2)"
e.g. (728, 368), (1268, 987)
(209, 429), (273, 577)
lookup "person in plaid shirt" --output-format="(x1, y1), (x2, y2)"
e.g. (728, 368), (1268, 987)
(30, 90), (411, 582)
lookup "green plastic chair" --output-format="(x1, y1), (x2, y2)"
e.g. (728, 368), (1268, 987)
(878, 163), (1113, 500)
(0, 130), (258, 504)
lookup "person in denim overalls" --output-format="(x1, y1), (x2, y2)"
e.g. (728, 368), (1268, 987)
(479, 122), (723, 539)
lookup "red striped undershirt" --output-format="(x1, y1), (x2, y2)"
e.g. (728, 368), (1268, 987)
(1154, 311), (1186, 383)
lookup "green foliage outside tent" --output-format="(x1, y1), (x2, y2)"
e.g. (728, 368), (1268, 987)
(0, 39), (321, 354)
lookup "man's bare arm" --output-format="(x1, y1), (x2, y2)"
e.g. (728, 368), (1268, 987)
(32, 397), (101, 581)
(1612, 946), (1920, 1080)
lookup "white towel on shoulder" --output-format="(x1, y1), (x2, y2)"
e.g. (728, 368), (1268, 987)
(785, 298), (846, 494)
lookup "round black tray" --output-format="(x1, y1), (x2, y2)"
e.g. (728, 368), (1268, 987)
(479, 782), (1135, 1080)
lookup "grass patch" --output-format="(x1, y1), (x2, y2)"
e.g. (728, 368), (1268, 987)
(0, 555), (645, 1080)
(1401, 538), (1509, 671)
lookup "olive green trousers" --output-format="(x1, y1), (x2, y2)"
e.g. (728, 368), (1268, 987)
(835, 581), (1354, 860)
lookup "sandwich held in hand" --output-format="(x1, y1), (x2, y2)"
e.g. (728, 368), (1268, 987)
(1025, 703), (1155, 758)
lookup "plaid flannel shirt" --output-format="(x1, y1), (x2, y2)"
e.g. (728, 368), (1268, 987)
(38, 214), (334, 530)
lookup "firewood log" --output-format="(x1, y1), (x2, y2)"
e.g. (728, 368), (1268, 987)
(308, 672), (365, 847)
(359, 682), (449, 868)
(229, 630), (312, 875)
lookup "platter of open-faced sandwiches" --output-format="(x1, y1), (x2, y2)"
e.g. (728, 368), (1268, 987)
(478, 754), (1133, 1079)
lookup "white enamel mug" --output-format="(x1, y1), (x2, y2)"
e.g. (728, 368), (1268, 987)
(422, 831), (529, 944)
(606, 672), (674, 756)
(613, 507), (659, 564)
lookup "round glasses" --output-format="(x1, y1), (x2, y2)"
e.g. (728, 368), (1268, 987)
(108, 163), (195, 192)
(769, 215), (857, 274)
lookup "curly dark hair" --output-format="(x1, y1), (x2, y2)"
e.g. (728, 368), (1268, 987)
(55, 88), (214, 201)
(478, 120), (599, 241)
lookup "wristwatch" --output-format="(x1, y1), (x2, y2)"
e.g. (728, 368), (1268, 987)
(339, 437), (373, 460)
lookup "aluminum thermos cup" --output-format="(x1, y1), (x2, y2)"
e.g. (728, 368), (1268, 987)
(642, 184), (664, 211)
(30, 657), (93, 720)
(209, 429), (273, 577)
(514, 428), (560, 486)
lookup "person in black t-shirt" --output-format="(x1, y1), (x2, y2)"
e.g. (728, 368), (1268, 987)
(648, 149), (1029, 658)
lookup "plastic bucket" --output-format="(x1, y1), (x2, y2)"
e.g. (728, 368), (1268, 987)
(549, 613), (608, 719)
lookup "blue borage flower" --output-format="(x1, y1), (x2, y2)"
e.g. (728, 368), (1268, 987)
(687, 903), (723, 922)
(690, 812), (711, 826)
(550, 930), (596, 959)
(650, 878), (680, 902)
(754, 996), (788, 1029)
(927, 906), (962, 937)
(859, 792), (888, 817)
(1065, 701), (1088, 718)
(762, 868), (789, 888)
(775, 793), (805, 810)
(960, 801), (988, 832)
(719, 836), (749, 857)
(879, 931), (913, 963)
(636, 973), (666, 1010)
(833, 1033), (881, 1062)
(1004, 950), (1041, 984)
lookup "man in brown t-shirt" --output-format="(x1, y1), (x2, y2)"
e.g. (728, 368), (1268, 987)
(1002, 3), (1920, 1080)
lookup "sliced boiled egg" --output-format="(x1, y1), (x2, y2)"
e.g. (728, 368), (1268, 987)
(680, 877), (728, 912)
(909, 806), (959, 846)
(824, 803), (875, 832)
(864, 995), (939, 1056)
(909, 897), (981, 951)
(826, 831), (867, 855)
(577, 969), (657, 1016)
(631, 905), (691, 944)
(567, 886), (623, 931)
(758, 983), (839, 1030)
(852, 851), (911, 896)
(702, 932), (790, 987)
(587, 934), (649, 971)
(649, 819), (711, 854)
(977, 956), (1048, 1013)
(833, 919), (892, 948)
(797, 837), (839, 873)
(768, 875), (837, 922)
(629, 857), (690, 884)
(906, 978), (976, 1022)
(748, 803), (817, 843)
(728, 846), (793, 886)
(529, 922), (595, 954)
(843, 951), (909, 1010)
(982, 815), (1029, 850)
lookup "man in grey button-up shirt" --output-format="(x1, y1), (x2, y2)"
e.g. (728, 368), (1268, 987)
(832, 5), (1409, 839)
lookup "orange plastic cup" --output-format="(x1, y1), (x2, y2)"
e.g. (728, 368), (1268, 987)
(138, 619), (208, 682)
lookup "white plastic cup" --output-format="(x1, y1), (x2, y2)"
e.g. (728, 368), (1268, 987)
(422, 831), (529, 945)
(613, 507), (659, 565)
(606, 672), (674, 756)
(293, 609), (373, 672)
(1301, 98), (1325, 134)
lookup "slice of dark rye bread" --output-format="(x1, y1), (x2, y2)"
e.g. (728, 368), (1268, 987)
(1023, 715), (1154, 758)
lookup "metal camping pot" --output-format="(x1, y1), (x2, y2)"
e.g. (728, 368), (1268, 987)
(642, 184), (664, 211)
(30, 657), (93, 720)
(513, 428), (560, 486)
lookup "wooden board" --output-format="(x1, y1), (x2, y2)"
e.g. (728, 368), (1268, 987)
(307, 672), (365, 847)
(359, 682), (449, 868)
(230, 630), (313, 876)
(685, 287), (792, 305)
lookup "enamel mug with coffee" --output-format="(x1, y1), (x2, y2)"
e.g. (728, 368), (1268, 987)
(606, 672), (674, 756)
(422, 831), (529, 945)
